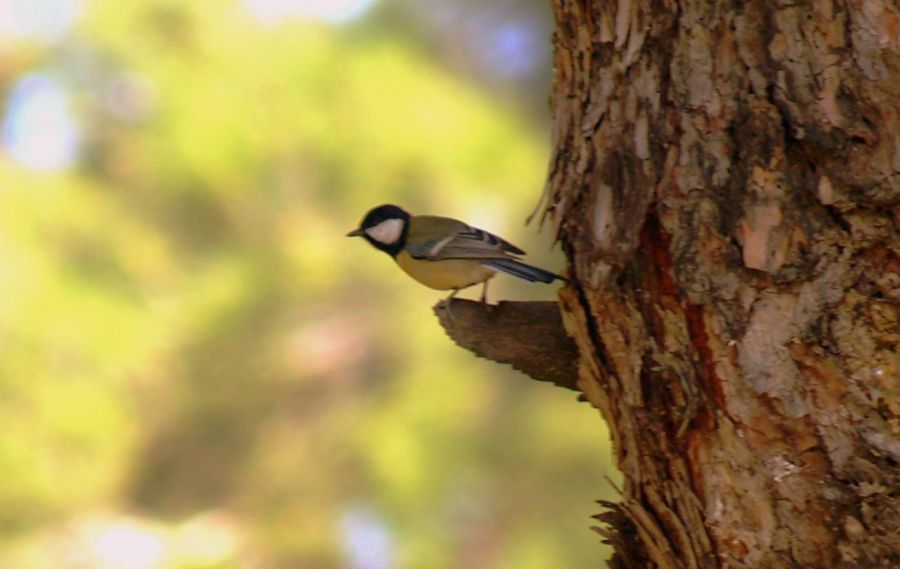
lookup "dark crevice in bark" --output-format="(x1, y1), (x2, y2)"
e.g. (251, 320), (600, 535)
(573, 283), (616, 377)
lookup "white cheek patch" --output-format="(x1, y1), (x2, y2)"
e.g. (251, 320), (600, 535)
(365, 218), (404, 244)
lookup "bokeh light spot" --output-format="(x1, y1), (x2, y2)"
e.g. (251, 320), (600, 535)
(484, 22), (543, 78)
(0, 0), (83, 41)
(91, 521), (166, 569)
(340, 506), (394, 569)
(2, 73), (80, 171)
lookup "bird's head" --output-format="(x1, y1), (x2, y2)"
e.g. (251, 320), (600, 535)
(346, 204), (411, 256)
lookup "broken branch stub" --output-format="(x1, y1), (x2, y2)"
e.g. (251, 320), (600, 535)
(434, 299), (579, 391)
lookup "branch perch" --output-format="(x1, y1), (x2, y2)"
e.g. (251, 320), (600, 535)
(434, 299), (579, 391)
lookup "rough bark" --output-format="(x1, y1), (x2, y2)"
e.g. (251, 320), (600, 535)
(539, 1), (900, 567)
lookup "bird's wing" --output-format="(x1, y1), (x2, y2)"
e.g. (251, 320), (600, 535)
(406, 215), (525, 260)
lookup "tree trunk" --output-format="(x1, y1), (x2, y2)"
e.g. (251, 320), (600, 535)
(541, 1), (900, 567)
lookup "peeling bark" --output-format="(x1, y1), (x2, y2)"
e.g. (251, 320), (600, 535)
(543, 0), (900, 567)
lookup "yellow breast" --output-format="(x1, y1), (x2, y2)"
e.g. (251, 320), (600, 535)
(394, 250), (495, 291)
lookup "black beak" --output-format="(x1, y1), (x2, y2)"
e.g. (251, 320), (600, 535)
(346, 228), (364, 237)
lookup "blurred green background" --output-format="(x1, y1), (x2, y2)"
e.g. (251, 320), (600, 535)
(0, 0), (618, 567)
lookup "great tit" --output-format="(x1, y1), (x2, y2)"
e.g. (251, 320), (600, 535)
(346, 204), (563, 304)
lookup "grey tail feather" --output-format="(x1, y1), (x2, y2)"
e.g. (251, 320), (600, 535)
(483, 258), (563, 283)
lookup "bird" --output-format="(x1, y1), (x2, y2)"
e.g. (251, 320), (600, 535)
(346, 204), (563, 306)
